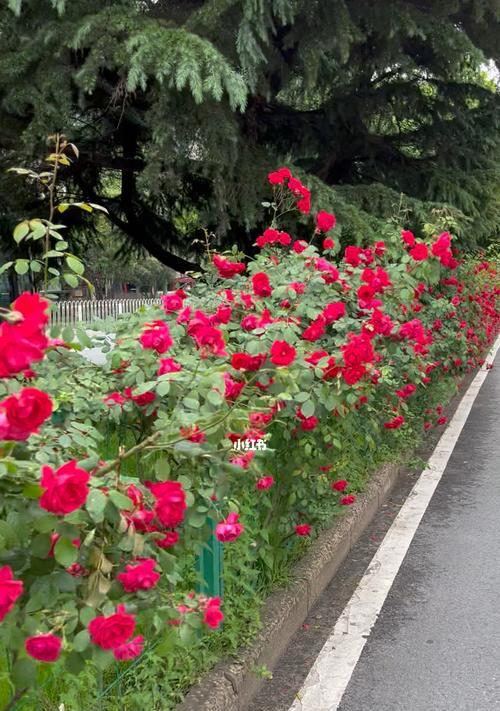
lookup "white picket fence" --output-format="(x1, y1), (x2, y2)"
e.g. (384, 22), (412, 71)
(51, 298), (161, 326)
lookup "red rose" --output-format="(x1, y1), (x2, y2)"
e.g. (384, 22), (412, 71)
(223, 373), (245, 400)
(292, 240), (308, 254)
(88, 604), (136, 650)
(25, 634), (62, 662)
(331, 479), (348, 492)
(409, 243), (429, 261)
(215, 512), (243, 542)
(203, 597), (224, 629)
(213, 254), (246, 278)
(322, 302), (346, 323)
(384, 415), (405, 429)
(268, 167), (291, 185)
(431, 231), (452, 257)
(316, 211), (336, 232)
(344, 245), (363, 267)
(0, 566), (23, 621)
(156, 531), (179, 549)
(395, 384), (416, 398)
(113, 635), (144, 661)
(104, 392), (126, 407)
(158, 357), (182, 375)
(323, 237), (335, 250)
(295, 524), (311, 537)
(180, 425), (206, 443)
(252, 272), (273, 297)
(401, 230), (415, 246)
(148, 481), (186, 529)
(0, 388), (52, 441)
(241, 314), (259, 331)
(270, 340), (296, 366)
(161, 291), (184, 313)
(437, 416), (447, 425)
(193, 325), (227, 358)
(117, 558), (160, 593)
(340, 494), (356, 506)
(0, 324), (47, 378)
(231, 353), (266, 372)
(39, 461), (90, 515)
(256, 476), (274, 490)
(302, 317), (326, 342)
(124, 388), (156, 407)
(139, 321), (173, 354)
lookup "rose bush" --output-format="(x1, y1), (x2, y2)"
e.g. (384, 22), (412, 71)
(0, 168), (498, 708)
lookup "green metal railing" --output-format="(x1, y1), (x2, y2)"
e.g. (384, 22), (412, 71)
(195, 517), (224, 598)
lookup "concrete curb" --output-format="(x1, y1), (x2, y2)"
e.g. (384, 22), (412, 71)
(177, 460), (402, 711)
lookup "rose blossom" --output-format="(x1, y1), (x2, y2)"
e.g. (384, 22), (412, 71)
(215, 512), (244, 542)
(0, 566), (23, 621)
(231, 353), (266, 372)
(340, 494), (356, 506)
(252, 272), (273, 297)
(147, 481), (187, 528)
(383, 415), (405, 429)
(161, 290), (185, 313)
(410, 243), (429, 261)
(203, 597), (224, 629)
(256, 476), (274, 490)
(270, 340), (296, 366)
(139, 321), (173, 354)
(117, 558), (160, 593)
(25, 634), (62, 662)
(0, 387), (52, 441)
(113, 635), (144, 661)
(316, 211), (336, 232)
(156, 531), (179, 549)
(39, 461), (90, 515)
(295, 524), (311, 537)
(88, 604), (136, 650)
(158, 358), (182, 375)
(213, 254), (246, 278)
(331, 479), (348, 492)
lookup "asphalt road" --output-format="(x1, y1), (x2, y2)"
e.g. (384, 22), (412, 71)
(252, 348), (500, 711)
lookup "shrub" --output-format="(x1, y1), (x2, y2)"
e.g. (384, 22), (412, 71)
(0, 169), (498, 709)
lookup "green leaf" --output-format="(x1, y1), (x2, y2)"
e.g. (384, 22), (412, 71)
(29, 260), (42, 273)
(31, 533), (52, 558)
(66, 256), (85, 275)
(55, 240), (69, 250)
(63, 272), (79, 288)
(30, 223), (48, 240)
(108, 490), (133, 511)
(207, 390), (223, 406)
(301, 399), (315, 417)
(54, 536), (78, 567)
(13, 221), (30, 243)
(295, 392), (310, 403)
(179, 624), (196, 646)
(156, 381), (170, 396)
(12, 659), (36, 688)
(75, 329), (93, 348)
(0, 261), (14, 275)
(14, 259), (29, 275)
(72, 630), (90, 653)
(86, 489), (107, 523)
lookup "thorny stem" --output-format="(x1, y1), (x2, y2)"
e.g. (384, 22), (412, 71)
(44, 133), (61, 293)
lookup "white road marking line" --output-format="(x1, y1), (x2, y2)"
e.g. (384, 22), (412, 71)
(290, 336), (500, 711)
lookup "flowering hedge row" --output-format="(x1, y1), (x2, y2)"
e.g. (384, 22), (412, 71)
(0, 169), (498, 707)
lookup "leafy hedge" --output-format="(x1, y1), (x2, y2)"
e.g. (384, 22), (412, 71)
(0, 169), (498, 709)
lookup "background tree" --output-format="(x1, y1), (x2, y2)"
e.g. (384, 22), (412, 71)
(0, 0), (499, 272)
